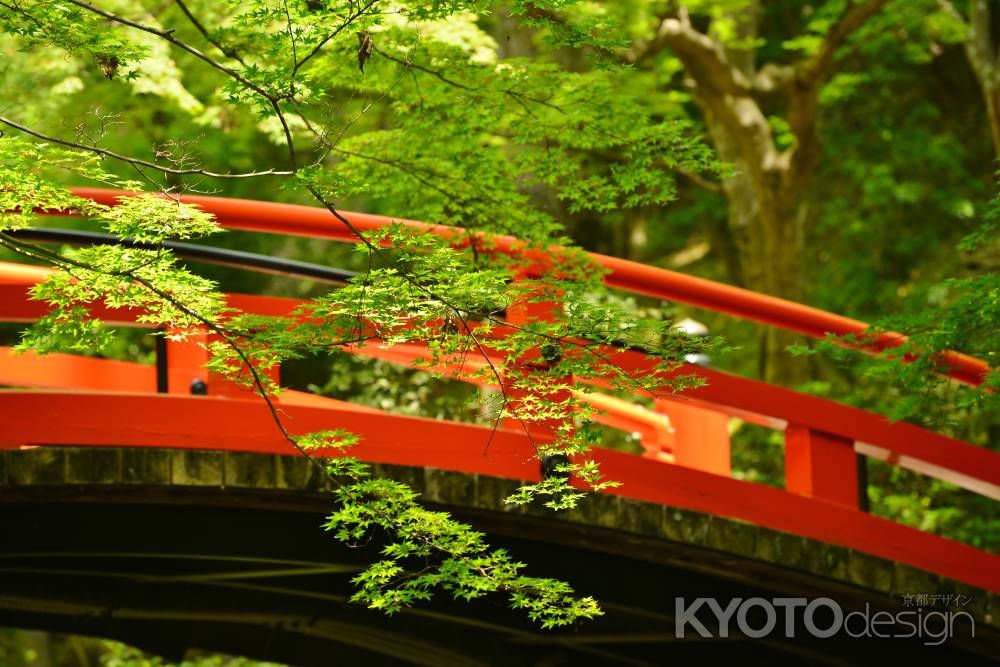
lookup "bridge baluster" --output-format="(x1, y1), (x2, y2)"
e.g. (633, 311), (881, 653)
(502, 282), (571, 468)
(164, 328), (280, 399)
(652, 398), (731, 475)
(784, 425), (858, 509)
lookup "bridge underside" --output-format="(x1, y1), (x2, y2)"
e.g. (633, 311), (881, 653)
(1, 448), (997, 666)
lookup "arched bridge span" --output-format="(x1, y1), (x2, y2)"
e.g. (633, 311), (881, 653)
(0, 189), (998, 664)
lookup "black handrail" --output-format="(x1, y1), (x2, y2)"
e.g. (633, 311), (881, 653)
(8, 228), (358, 285)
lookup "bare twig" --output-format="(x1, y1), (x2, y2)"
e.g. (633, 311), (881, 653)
(64, 0), (275, 100)
(282, 0), (299, 70)
(0, 116), (293, 179)
(373, 45), (565, 113)
(171, 0), (246, 64)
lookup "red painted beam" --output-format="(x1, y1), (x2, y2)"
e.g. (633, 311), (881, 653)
(0, 280), (301, 326)
(0, 347), (378, 414)
(0, 349), (154, 392)
(0, 276), (143, 326)
(1, 390), (997, 593)
(69, 188), (445, 247)
(0, 391), (541, 480)
(342, 339), (998, 497)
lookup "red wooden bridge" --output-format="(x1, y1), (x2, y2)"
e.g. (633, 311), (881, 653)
(1, 189), (998, 664)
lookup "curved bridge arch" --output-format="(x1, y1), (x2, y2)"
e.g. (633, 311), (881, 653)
(2, 448), (997, 666)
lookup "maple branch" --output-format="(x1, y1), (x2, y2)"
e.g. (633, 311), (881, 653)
(171, 0), (246, 65)
(64, 0), (276, 101)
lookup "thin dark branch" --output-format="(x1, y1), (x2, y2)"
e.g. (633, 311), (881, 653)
(374, 45), (473, 90)
(171, 0), (246, 65)
(674, 165), (723, 193)
(64, 0), (276, 100)
(293, 0), (380, 75)
(270, 100), (298, 168)
(330, 147), (458, 199)
(373, 45), (565, 113)
(0, 116), (292, 179)
(282, 0), (299, 69)
(299, 51), (412, 164)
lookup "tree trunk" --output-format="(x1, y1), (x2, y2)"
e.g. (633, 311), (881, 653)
(954, 0), (1000, 157)
(982, 82), (1000, 158)
(709, 125), (811, 385)
(641, 1), (889, 386)
(693, 82), (812, 385)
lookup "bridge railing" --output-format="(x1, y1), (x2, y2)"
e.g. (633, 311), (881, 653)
(66, 188), (992, 389)
(2, 257), (995, 507)
(2, 190), (999, 592)
(46, 190), (998, 497)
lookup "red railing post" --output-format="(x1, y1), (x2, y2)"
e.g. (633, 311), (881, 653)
(165, 328), (280, 398)
(630, 401), (676, 463)
(784, 425), (858, 508)
(654, 399), (730, 475)
(165, 330), (209, 395)
(501, 279), (570, 449)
